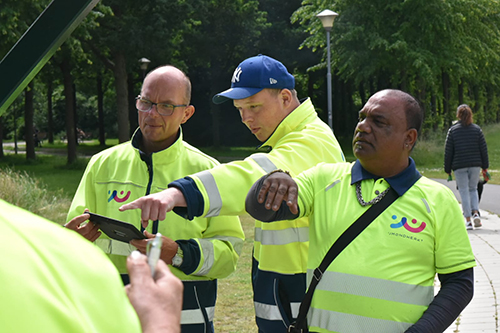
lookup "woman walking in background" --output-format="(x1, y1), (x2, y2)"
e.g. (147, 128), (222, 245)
(444, 104), (489, 230)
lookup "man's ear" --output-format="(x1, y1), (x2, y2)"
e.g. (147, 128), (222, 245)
(181, 105), (195, 124)
(279, 89), (293, 108)
(405, 128), (418, 149)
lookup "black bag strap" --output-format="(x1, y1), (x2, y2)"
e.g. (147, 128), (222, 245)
(289, 187), (399, 332)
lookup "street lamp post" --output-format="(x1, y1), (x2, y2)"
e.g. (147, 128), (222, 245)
(316, 9), (338, 131)
(138, 57), (151, 80)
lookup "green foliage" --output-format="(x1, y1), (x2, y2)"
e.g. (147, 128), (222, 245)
(0, 168), (71, 224)
(3, 0), (500, 150)
(292, 0), (500, 134)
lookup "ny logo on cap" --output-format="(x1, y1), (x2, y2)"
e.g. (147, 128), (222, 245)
(232, 67), (242, 83)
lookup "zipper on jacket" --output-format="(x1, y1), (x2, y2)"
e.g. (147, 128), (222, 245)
(140, 151), (159, 234)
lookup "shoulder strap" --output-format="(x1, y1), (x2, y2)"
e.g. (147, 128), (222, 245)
(289, 187), (399, 332)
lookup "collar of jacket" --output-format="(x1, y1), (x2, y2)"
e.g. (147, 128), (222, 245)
(130, 127), (185, 166)
(259, 97), (316, 150)
(350, 157), (421, 196)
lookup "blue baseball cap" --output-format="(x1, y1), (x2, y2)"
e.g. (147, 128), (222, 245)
(212, 54), (295, 104)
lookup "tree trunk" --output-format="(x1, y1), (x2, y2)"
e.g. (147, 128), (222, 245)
(47, 81), (54, 144)
(486, 85), (495, 124)
(399, 68), (407, 92)
(97, 74), (106, 146)
(458, 81), (464, 106)
(431, 94), (438, 131)
(73, 83), (78, 145)
(0, 117), (4, 158)
(472, 84), (480, 114)
(25, 81), (36, 160)
(60, 57), (78, 164)
(113, 52), (130, 143)
(332, 71), (340, 134)
(442, 71), (451, 128)
(358, 82), (366, 106)
(128, 73), (138, 136)
(209, 86), (221, 148)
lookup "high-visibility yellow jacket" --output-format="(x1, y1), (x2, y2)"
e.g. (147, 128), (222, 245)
(293, 160), (476, 332)
(171, 98), (345, 332)
(67, 129), (244, 330)
(1, 199), (141, 333)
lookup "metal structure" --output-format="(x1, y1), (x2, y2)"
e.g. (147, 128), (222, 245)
(316, 9), (339, 130)
(0, 0), (101, 116)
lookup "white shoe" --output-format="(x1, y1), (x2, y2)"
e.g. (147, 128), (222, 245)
(466, 221), (474, 230)
(473, 213), (482, 228)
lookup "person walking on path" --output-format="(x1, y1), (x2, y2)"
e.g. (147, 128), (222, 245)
(444, 104), (489, 230)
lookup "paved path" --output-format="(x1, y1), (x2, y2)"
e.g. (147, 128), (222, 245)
(433, 179), (500, 332)
(433, 178), (500, 215)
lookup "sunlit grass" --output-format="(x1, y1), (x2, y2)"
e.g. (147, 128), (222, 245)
(214, 215), (257, 332)
(0, 168), (71, 224)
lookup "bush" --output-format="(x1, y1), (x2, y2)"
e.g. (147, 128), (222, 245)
(0, 168), (71, 224)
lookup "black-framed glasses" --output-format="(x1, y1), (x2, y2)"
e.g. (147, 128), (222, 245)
(135, 96), (188, 116)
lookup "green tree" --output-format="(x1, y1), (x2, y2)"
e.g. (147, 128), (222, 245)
(292, 0), (500, 134)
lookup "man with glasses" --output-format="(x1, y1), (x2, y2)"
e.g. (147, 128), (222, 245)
(66, 65), (244, 333)
(120, 55), (345, 332)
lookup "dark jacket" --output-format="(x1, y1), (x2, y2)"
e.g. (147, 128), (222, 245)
(444, 121), (489, 173)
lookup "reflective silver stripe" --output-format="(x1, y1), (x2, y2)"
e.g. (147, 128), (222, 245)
(180, 306), (215, 325)
(326, 180), (340, 191)
(291, 302), (300, 319)
(95, 239), (136, 256)
(308, 308), (412, 333)
(255, 227), (309, 245)
(309, 270), (434, 306)
(196, 154), (275, 217)
(250, 154), (277, 173)
(196, 171), (222, 217)
(254, 301), (302, 321)
(421, 198), (431, 213)
(195, 239), (214, 276)
(195, 236), (243, 276)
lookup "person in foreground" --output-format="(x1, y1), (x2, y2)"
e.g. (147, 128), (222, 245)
(245, 89), (475, 332)
(66, 65), (244, 332)
(0, 199), (182, 333)
(444, 104), (489, 230)
(119, 54), (345, 332)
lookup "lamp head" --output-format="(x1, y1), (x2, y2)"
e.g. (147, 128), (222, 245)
(139, 57), (151, 71)
(316, 9), (338, 31)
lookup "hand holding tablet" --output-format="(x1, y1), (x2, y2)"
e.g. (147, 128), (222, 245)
(86, 212), (146, 243)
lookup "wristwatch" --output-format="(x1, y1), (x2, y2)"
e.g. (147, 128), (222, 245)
(172, 246), (184, 267)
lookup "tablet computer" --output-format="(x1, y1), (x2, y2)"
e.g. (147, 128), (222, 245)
(86, 212), (146, 243)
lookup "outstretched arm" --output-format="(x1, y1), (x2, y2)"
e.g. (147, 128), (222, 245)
(119, 187), (187, 228)
(245, 171), (300, 222)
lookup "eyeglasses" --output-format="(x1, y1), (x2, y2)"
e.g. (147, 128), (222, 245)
(135, 96), (188, 116)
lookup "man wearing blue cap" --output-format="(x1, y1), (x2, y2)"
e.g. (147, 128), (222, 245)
(121, 55), (345, 332)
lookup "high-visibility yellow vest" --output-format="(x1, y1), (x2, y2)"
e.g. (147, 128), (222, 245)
(1, 200), (141, 332)
(190, 98), (345, 275)
(294, 161), (476, 332)
(67, 129), (244, 280)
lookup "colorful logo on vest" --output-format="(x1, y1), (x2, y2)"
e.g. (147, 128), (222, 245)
(390, 215), (426, 233)
(108, 190), (131, 203)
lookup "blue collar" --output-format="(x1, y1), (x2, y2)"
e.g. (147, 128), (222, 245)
(350, 157), (421, 196)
